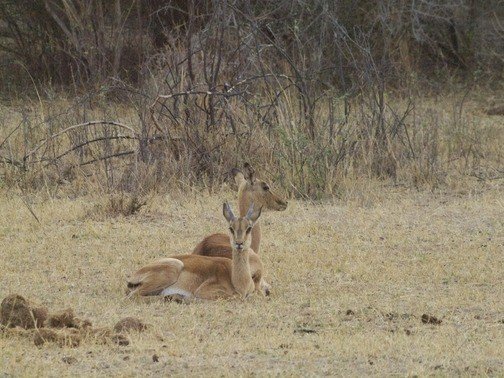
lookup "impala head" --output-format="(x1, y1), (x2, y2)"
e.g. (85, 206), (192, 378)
(231, 163), (288, 212)
(223, 201), (262, 252)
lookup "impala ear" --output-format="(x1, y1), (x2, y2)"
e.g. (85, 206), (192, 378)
(243, 162), (255, 183)
(245, 202), (262, 224)
(223, 201), (236, 222)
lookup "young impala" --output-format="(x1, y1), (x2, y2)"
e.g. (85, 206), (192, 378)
(127, 203), (265, 301)
(193, 163), (287, 258)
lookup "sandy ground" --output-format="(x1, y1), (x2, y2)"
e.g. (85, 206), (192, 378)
(0, 184), (503, 376)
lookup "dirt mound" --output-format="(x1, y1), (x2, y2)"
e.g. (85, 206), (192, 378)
(34, 328), (81, 348)
(80, 326), (130, 346)
(1, 325), (36, 338)
(487, 105), (504, 116)
(1, 294), (138, 348)
(111, 333), (130, 346)
(47, 308), (92, 329)
(28, 326), (129, 348)
(0, 294), (48, 329)
(114, 317), (147, 333)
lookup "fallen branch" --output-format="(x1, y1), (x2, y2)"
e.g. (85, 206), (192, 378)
(47, 135), (138, 164)
(0, 155), (25, 170)
(157, 90), (245, 100)
(25, 121), (138, 160)
(0, 119), (24, 150)
(149, 89), (246, 121)
(79, 150), (135, 166)
(16, 185), (41, 224)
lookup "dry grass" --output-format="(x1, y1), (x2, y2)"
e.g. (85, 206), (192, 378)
(1, 90), (503, 199)
(1, 182), (503, 376)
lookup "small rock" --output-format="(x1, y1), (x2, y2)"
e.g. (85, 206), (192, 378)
(385, 312), (397, 320)
(152, 354), (159, 362)
(487, 105), (504, 116)
(114, 317), (146, 333)
(421, 314), (442, 325)
(62, 356), (78, 364)
(294, 328), (317, 334)
(111, 334), (129, 346)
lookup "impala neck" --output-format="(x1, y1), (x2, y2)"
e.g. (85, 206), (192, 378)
(231, 248), (252, 297)
(238, 186), (261, 253)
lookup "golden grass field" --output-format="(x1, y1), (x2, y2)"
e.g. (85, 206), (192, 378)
(0, 181), (503, 376)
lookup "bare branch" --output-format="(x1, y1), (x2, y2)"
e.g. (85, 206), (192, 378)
(25, 121), (138, 160)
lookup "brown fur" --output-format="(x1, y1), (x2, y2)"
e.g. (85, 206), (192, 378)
(127, 253), (262, 299)
(193, 164), (287, 259)
(127, 203), (264, 300)
(192, 233), (231, 258)
(127, 257), (183, 296)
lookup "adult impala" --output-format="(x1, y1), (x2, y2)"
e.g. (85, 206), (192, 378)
(193, 163), (287, 258)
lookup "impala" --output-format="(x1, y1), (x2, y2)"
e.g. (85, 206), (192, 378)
(193, 163), (287, 258)
(127, 203), (265, 301)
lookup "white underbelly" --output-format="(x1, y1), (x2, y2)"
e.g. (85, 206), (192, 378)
(160, 286), (192, 298)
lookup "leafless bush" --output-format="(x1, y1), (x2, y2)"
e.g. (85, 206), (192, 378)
(102, 193), (146, 217)
(0, 0), (502, 198)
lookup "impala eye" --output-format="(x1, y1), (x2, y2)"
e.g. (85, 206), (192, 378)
(262, 184), (270, 191)
(229, 227), (234, 233)
(246, 227), (252, 234)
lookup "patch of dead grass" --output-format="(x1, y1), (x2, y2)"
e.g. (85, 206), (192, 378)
(86, 193), (147, 220)
(0, 184), (503, 375)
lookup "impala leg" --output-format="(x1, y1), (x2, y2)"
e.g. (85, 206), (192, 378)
(259, 278), (271, 296)
(249, 250), (271, 296)
(194, 278), (231, 300)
